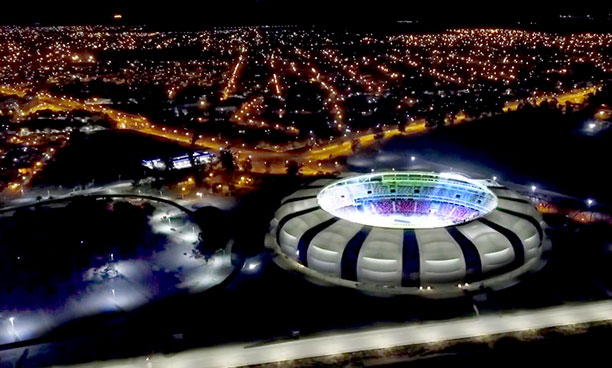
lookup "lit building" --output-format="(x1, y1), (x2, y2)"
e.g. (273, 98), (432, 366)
(266, 171), (551, 297)
(142, 150), (215, 171)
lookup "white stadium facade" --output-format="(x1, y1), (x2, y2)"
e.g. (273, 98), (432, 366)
(265, 171), (551, 297)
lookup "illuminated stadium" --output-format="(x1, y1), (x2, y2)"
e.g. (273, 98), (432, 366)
(265, 171), (551, 297)
(317, 172), (498, 229)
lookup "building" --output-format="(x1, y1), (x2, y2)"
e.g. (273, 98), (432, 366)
(142, 150), (215, 171)
(265, 171), (551, 297)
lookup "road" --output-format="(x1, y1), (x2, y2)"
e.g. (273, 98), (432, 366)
(0, 191), (195, 216)
(2, 83), (597, 179)
(58, 299), (612, 368)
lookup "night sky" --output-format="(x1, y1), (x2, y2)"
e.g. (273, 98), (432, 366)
(1, 1), (611, 30)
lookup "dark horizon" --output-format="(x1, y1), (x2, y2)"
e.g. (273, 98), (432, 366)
(1, 1), (612, 31)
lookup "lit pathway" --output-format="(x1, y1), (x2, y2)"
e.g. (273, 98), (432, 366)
(59, 299), (612, 368)
(0, 191), (234, 346)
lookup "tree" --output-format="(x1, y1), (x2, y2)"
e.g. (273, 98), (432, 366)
(220, 149), (235, 173)
(286, 160), (300, 176)
(194, 206), (229, 259)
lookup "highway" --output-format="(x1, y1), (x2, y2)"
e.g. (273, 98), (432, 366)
(58, 299), (612, 368)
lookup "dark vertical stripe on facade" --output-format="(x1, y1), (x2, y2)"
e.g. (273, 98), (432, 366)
(276, 206), (319, 244)
(478, 218), (525, 270)
(296, 218), (339, 265)
(490, 186), (509, 192)
(401, 230), (420, 287)
(496, 208), (543, 243)
(446, 227), (482, 282)
(341, 226), (373, 281)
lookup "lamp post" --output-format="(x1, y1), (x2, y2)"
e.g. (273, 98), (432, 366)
(587, 198), (595, 222)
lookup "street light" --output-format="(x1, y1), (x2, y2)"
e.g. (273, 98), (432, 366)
(531, 185), (537, 192)
(587, 198), (594, 207)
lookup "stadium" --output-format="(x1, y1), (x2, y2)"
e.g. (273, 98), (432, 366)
(265, 171), (551, 297)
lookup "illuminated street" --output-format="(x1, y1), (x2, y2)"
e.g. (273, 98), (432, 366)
(57, 299), (612, 368)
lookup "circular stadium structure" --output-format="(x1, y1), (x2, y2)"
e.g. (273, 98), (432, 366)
(265, 171), (551, 297)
